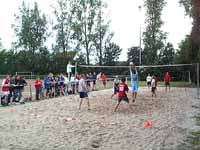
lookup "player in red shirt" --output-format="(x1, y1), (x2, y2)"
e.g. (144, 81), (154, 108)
(164, 72), (171, 92)
(101, 73), (107, 89)
(114, 78), (133, 112)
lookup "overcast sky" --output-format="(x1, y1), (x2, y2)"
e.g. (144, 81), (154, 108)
(0, 0), (192, 60)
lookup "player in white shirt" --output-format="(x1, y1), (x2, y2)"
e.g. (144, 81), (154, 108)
(151, 76), (157, 97)
(78, 74), (90, 110)
(146, 74), (152, 88)
(66, 61), (75, 81)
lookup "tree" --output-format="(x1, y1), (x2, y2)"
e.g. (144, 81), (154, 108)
(93, 0), (112, 65)
(74, 52), (86, 65)
(103, 42), (122, 65)
(127, 46), (140, 65)
(73, 0), (100, 65)
(13, 1), (49, 73)
(143, 0), (167, 65)
(159, 42), (175, 64)
(53, 0), (78, 53)
(179, 0), (200, 62)
(14, 1), (48, 54)
(176, 36), (192, 63)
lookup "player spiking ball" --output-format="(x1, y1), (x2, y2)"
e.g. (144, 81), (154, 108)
(129, 62), (139, 103)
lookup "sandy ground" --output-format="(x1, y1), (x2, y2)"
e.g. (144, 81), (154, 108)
(0, 87), (200, 150)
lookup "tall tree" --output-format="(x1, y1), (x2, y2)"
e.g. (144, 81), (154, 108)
(143, 0), (167, 65)
(14, 1), (48, 54)
(93, 0), (112, 65)
(179, 0), (200, 62)
(13, 1), (49, 72)
(159, 42), (175, 64)
(127, 46), (140, 65)
(103, 42), (122, 65)
(73, 0), (100, 65)
(176, 36), (192, 63)
(53, 0), (78, 53)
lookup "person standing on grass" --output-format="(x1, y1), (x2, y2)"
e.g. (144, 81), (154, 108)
(146, 74), (152, 88)
(129, 62), (139, 103)
(78, 74), (90, 110)
(164, 72), (171, 91)
(151, 75), (157, 97)
(114, 78), (133, 112)
(92, 72), (97, 91)
(101, 73), (107, 89)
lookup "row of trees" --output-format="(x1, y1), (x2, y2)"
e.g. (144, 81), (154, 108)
(0, 0), (198, 74)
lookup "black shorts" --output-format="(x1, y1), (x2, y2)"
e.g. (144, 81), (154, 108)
(103, 81), (106, 86)
(152, 87), (156, 93)
(79, 92), (88, 98)
(118, 96), (129, 103)
(114, 87), (119, 94)
(93, 80), (96, 85)
(147, 82), (151, 86)
(165, 82), (170, 86)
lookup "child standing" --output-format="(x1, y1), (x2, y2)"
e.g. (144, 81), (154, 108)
(34, 77), (42, 100)
(151, 76), (157, 97)
(78, 74), (90, 110)
(114, 78), (133, 112)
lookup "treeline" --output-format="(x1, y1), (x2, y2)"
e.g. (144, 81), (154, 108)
(0, 0), (199, 75)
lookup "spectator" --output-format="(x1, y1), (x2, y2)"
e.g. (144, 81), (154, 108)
(34, 77), (42, 100)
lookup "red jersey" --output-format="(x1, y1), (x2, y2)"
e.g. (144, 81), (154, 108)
(118, 82), (129, 97)
(2, 79), (10, 92)
(164, 74), (171, 83)
(34, 80), (42, 90)
(101, 74), (107, 82)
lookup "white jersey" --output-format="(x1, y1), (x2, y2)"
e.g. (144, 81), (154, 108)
(146, 76), (152, 82)
(151, 78), (156, 88)
(79, 78), (87, 92)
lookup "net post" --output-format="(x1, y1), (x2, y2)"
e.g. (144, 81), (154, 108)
(188, 71), (191, 84)
(30, 72), (33, 100)
(197, 63), (199, 99)
(75, 62), (78, 94)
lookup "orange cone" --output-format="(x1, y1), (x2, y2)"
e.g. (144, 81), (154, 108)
(144, 121), (152, 128)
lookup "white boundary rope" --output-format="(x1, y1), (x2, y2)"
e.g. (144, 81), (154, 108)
(78, 63), (195, 68)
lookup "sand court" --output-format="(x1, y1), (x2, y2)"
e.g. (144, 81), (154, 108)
(0, 87), (199, 150)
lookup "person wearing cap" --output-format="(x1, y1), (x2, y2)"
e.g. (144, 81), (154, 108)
(129, 62), (139, 103)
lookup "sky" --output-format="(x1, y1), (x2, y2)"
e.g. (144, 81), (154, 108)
(0, 0), (192, 61)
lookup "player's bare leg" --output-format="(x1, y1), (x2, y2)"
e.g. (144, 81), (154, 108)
(128, 103), (134, 113)
(79, 99), (83, 110)
(114, 101), (121, 112)
(87, 98), (91, 110)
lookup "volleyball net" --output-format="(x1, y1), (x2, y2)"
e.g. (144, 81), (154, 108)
(77, 63), (200, 98)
